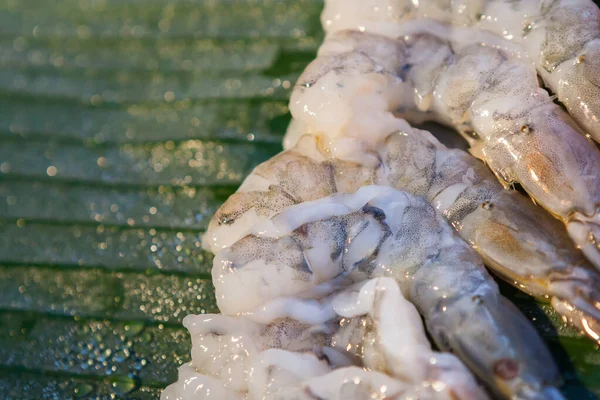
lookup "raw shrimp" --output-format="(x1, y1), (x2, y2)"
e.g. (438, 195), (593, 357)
(328, 278), (488, 399)
(160, 317), (337, 400)
(210, 131), (600, 342)
(203, 136), (375, 254)
(321, 0), (600, 142)
(287, 28), (600, 271)
(163, 277), (489, 400)
(377, 128), (600, 340)
(207, 184), (562, 399)
(162, 313), (338, 400)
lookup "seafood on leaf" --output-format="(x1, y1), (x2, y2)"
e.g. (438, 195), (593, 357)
(204, 184), (562, 398)
(213, 126), (600, 341)
(163, 277), (490, 399)
(378, 128), (600, 340)
(163, 1), (600, 399)
(283, 28), (600, 341)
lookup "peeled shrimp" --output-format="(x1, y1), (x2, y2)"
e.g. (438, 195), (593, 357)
(203, 136), (374, 254)
(284, 29), (600, 340)
(163, 277), (490, 399)
(211, 129), (600, 342)
(287, 28), (600, 272)
(321, 0), (600, 142)
(328, 277), (488, 400)
(377, 129), (600, 338)
(205, 183), (562, 398)
(161, 319), (336, 400)
(472, 0), (600, 141)
(163, 3), (600, 399)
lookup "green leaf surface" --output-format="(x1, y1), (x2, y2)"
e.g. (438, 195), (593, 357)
(0, 370), (161, 400)
(0, 138), (279, 185)
(0, 180), (232, 229)
(0, 67), (298, 103)
(0, 312), (190, 387)
(0, 266), (216, 321)
(0, 0), (323, 39)
(0, 0), (598, 399)
(0, 37), (282, 73)
(0, 99), (289, 144)
(0, 222), (213, 273)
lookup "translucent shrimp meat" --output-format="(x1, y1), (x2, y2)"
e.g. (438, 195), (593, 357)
(206, 184), (562, 398)
(321, 0), (600, 142)
(162, 277), (489, 400)
(287, 28), (600, 271)
(214, 129), (600, 341)
(377, 128), (600, 338)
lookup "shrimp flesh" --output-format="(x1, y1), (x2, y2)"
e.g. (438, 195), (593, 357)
(205, 183), (563, 398)
(210, 130), (600, 342)
(164, 3), (600, 398)
(377, 129), (600, 339)
(162, 277), (491, 399)
(287, 28), (600, 271)
(321, 0), (600, 143)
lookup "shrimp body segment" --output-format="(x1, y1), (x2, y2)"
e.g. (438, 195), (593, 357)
(163, 275), (499, 400)
(284, 29), (600, 340)
(378, 129), (600, 338)
(206, 182), (562, 399)
(322, 0), (600, 142)
(288, 29), (600, 272)
(163, 2), (600, 399)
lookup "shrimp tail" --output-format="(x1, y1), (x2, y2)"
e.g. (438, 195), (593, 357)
(429, 290), (563, 400)
(566, 214), (600, 270)
(549, 266), (600, 343)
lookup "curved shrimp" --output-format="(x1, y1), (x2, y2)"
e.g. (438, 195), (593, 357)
(203, 135), (375, 253)
(206, 183), (562, 399)
(328, 278), (488, 400)
(377, 129), (600, 339)
(321, 0), (600, 143)
(288, 28), (600, 271)
(401, 27), (600, 271)
(212, 128), (600, 342)
(163, 277), (488, 400)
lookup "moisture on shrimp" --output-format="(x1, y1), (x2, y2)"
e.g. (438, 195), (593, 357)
(287, 27), (600, 273)
(162, 274), (490, 400)
(378, 129), (600, 339)
(321, 0), (600, 143)
(213, 126), (600, 343)
(204, 184), (563, 398)
(283, 29), (600, 341)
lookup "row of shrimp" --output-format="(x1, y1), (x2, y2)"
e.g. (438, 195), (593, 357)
(163, 0), (600, 399)
(322, 0), (600, 143)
